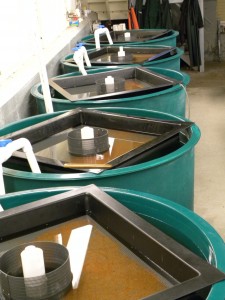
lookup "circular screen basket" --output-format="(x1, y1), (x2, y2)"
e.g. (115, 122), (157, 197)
(67, 127), (109, 156)
(0, 241), (72, 300)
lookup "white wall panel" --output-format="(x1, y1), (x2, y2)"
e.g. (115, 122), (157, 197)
(0, 0), (69, 80)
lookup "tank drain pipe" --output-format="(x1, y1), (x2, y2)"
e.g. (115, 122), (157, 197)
(94, 25), (113, 50)
(72, 43), (91, 75)
(0, 138), (41, 197)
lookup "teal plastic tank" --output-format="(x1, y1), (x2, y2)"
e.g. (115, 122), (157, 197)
(31, 67), (190, 117)
(61, 47), (183, 74)
(0, 108), (200, 210)
(81, 29), (179, 49)
(0, 186), (224, 299)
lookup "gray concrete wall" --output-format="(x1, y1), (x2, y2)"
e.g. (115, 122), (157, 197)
(0, 21), (91, 128)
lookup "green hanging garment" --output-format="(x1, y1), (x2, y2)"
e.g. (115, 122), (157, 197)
(179, 0), (204, 67)
(144, 0), (162, 29)
(161, 0), (173, 29)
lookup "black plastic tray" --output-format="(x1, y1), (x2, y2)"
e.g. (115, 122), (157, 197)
(0, 185), (225, 300)
(1, 108), (193, 173)
(48, 67), (180, 101)
(66, 46), (177, 66)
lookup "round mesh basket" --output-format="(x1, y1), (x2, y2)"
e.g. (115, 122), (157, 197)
(0, 241), (72, 300)
(67, 127), (109, 156)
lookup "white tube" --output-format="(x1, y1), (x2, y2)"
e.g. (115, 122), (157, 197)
(0, 164), (5, 197)
(73, 50), (87, 75)
(94, 27), (113, 50)
(0, 138), (41, 174)
(0, 138), (41, 195)
(82, 47), (91, 67)
(67, 225), (93, 289)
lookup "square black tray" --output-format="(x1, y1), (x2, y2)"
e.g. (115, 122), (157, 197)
(48, 67), (180, 101)
(84, 46), (177, 66)
(84, 29), (173, 44)
(0, 185), (225, 300)
(2, 108), (193, 173)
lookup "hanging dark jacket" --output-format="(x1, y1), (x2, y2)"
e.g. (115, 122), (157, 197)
(179, 0), (204, 67)
(135, 0), (144, 28)
(161, 0), (173, 29)
(144, 0), (162, 29)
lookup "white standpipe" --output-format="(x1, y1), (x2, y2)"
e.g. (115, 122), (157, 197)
(105, 75), (115, 93)
(21, 245), (47, 298)
(118, 46), (125, 57)
(0, 138), (41, 196)
(81, 126), (94, 139)
(124, 32), (131, 41)
(73, 44), (91, 75)
(94, 25), (113, 50)
(21, 245), (46, 278)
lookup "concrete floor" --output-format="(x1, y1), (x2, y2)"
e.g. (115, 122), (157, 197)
(184, 61), (225, 241)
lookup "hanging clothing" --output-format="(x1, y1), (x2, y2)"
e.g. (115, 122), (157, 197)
(179, 0), (204, 67)
(161, 0), (173, 29)
(143, 0), (162, 29)
(135, 0), (144, 28)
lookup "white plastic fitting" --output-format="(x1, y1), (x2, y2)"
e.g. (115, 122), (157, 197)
(124, 32), (131, 41)
(94, 26), (113, 50)
(118, 46), (125, 57)
(73, 45), (91, 76)
(21, 245), (46, 278)
(81, 126), (94, 139)
(105, 75), (115, 93)
(21, 245), (47, 298)
(0, 138), (41, 196)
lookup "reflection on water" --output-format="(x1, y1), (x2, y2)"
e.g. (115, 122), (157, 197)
(93, 53), (155, 64)
(65, 78), (153, 100)
(33, 128), (156, 167)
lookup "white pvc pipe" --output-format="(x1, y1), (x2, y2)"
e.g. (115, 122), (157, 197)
(0, 138), (41, 196)
(94, 27), (113, 50)
(73, 46), (91, 75)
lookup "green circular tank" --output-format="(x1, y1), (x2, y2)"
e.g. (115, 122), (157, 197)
(61, 47), (183, 74)
(0, 186), (224, 299)
(81, 29), (179, 49)
(31, 67), (190, 117)
(0, 108), (200, 210)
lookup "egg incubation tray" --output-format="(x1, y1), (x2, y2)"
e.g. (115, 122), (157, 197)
(66, 46), (177, 66)
(1, 108), (193, 173)
(48, 67), (180, 101)
(0, 185), (225, 300)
